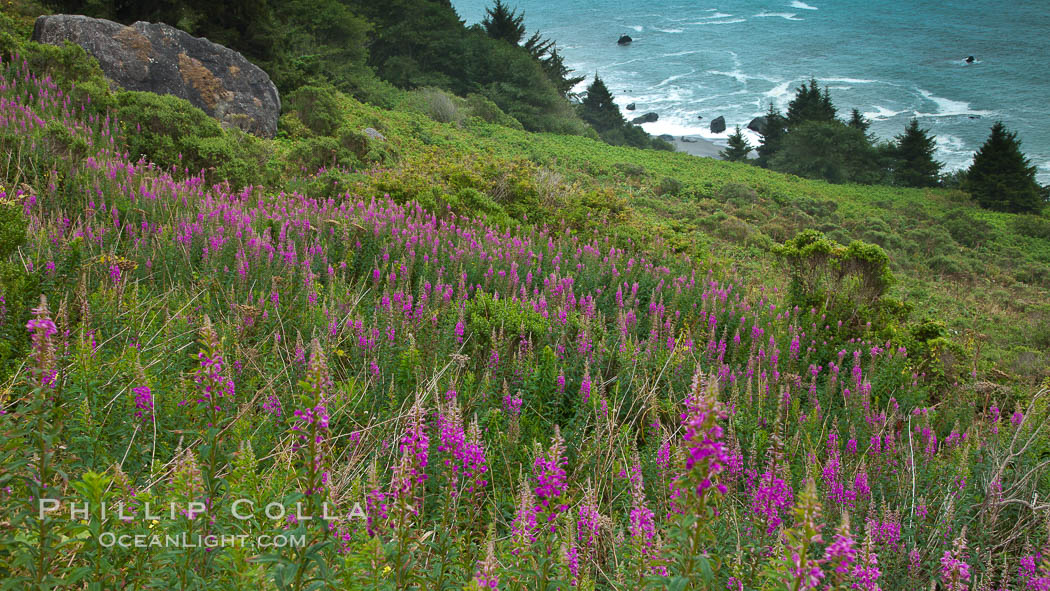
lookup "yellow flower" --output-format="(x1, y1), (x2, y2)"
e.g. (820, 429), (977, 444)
(382, 565), (391, 575)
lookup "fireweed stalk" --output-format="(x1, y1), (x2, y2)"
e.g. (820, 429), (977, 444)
(286, 338), (333, 591)
(186, 316), (235, 581)
(673, 368), (729, 581)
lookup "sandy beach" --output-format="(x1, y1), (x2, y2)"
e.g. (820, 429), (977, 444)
(671, 136), (724, 159)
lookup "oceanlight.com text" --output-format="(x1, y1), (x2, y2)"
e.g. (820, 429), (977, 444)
(97, 533), (306, 549)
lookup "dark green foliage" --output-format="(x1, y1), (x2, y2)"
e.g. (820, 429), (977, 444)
(892, 119), (942, 188)
(116, 91), (223, 166)
(482, 0), (525, 44)
(720, 126), (753, 162)
(115, 91), (273, 188)
(1012, 214), (1050, 241)
(785, 78), (836, 128)
(773, 229), (893, 323)
(967, 122), (1043, 213)
(465, 93), (523, 129)
(756, 103), (787, 168)
(847, 108), (870, 133)
(656, 177), (684, 196)
(264, 0), (373, 95)
(769, 121), (883, 184)
(285, 85), (344, 136)
(578, 76), (623, 134)
(942, 209), (995, 248)
(576, 76), (662, 148)
(0, 200), (33, 377)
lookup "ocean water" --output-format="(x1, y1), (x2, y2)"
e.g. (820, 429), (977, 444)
(452, 0), (1050, 183)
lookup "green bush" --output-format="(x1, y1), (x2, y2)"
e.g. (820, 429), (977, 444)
(116, 91), (223, 167)
(288, 136), (358, 172)
(942, 209), (996, 248)
(285, 84), (345, 137)
(465, 93), (522, 129)
(715, 183), (758, 204)
(656, 176), (684, 197)
(1012, 214), (1050, 241)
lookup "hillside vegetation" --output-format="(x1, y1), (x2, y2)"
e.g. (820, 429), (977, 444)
(1, 4), (1049, 591)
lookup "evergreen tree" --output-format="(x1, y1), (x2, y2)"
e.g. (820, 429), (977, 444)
(786, 78), (836, 128)
(523, 32), (584, 98)
(847, 108), (870, 132)
(756, 103), (787, 168)
(541, 47), (585, 98)
(720, 126), (753, 162)
(967, 122), (1043, 213)
(892, 118), (942, 188)
(482, 0), (525, 45)
(578, 75), (624, 133)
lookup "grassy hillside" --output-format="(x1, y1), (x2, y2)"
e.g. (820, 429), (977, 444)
(1, 8), (1049, 590)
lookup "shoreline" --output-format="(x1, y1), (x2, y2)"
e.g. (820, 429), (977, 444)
(670, 135), (724, 159)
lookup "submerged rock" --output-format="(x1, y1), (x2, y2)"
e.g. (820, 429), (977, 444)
(32, 14), (280, 137)
(617, 34), (633, 45)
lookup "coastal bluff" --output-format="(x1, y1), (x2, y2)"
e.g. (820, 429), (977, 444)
(32, 14), (280, 138)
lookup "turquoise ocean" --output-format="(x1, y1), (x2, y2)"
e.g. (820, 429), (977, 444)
(452, 0), (1050, 182)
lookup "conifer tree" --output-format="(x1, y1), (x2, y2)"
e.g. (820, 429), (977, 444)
(482, 0), (526, 45)
(848, 108), (870, 133)
(579, 75), (624, 133)
(786, 78), (836, 128)
(967, 122), (1043, 213)
(756, 103), (787, 168)
(892, 118), (942, 188)
(720, 127), (753, 162)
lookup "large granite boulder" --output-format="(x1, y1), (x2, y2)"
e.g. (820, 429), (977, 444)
(32, 14), (280, 138)
(747, 116), (768, 134)
(631, 112), (658, 124)
(709, 115), (726, 134)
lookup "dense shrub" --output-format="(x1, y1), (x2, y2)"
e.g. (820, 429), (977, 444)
(941, 208), (996, 248)
(1012, 214), (1050, 241)
(285, 84), (345, 136)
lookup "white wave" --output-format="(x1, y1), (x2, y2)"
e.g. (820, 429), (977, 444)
(913, 89), (994, 118)
(629, 25), (644, 32)
(653, 27), (684, 33)
(661, 50), (701, 58)
(821, 77), (877, 84)
(935, 134), (968, 151)
(790, 0), (819, 9)
(862, 106), (905, 121)
(692, 12), (734, 19)
(764, 81), (794, 108)
(654, 70), (697, 88)
(691, 18), (746, 25)
(754, 11), (803, 20)
(706, 70), (780, 84)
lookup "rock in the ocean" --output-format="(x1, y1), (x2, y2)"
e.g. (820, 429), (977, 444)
(709, 115), (726, 134)
(747, 116), (768, 134)
(631, 112), (658, 124)
(626, 102), (636, 111)
(617, 34), (633, 45)
(32, 14), (280, 138)
(658, 134), (674, 142)
(965, 55), (976, 64)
